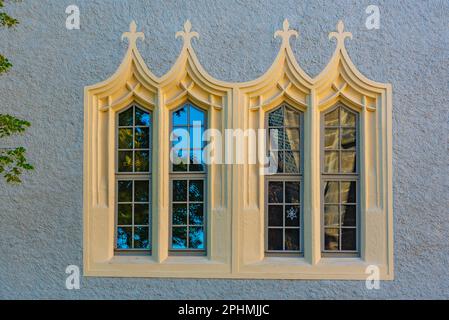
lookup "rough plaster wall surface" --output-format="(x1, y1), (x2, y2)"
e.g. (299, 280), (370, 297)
(0, 0), (448, 299)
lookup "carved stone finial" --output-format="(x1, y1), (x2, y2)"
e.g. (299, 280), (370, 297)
(274, 19), (298, 46)
(121, 20), (145, 49)
(329, 20), (352, 50)
(176, 20), (199, 47)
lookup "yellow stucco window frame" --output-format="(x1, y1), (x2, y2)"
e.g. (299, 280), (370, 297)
(84, 20), (393, 279)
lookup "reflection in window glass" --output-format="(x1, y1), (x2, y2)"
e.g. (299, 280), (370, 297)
(322, 104), (358, 254)
(266, 104), (302, 254)
(116, 105), (152, 251)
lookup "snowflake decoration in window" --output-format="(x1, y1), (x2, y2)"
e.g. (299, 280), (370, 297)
(286, 207), (298, 220)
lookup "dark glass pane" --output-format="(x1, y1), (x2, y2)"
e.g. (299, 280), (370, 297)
(190, 127), (205, 149)
(117, 204), (132, 225)
(189, 180), (204, 202)
(284, 107), (300, 127)
(341, 205), (356, 226)
(276, 151), (284, 173)
(324, 205), (339, 227)
(285, 228), (300, 251)
(118, 180), (132, 202)
(189, 203), (204, 225)
(269, 128), (284, 150)
(134, 204), (149, 225)
(268, 181), (283, 203)
(341, 181), (356, 203)
(190, 106), (205, 125)
(268, 205), (283, 226)
(173, 180), (187, 201)
(285, 181), (300, 203)
(135, 107), (150, 126)
(189, 149), (204, 172)
(135, 150), (149, 172)
(172, 148), (188, 172)
(119, 107), (133, 126)
(135, 127), (149, 149)
(172, 203), (187, 225)
(268, 228), (283, 251)
(340, 108), (356, 127)
(189, 226), (204, 249)
(285, 128), (300, 150)
(285, 205), (300, 226)
(341, 128), (356, 149)
(341, 228), (356, 250)
(324, 181), (339, 203)
(172, 227), (187, 249)
(341, 151), (356, 173)
(134, 226), (149, 249)
(118, 128), (133, 149)
(116, 227), (132, 249)
(134, 180), (149, 202)
(324, 108), (339, 126)
(324, 128), (339, 149)
(284, 151), (300, 173)
(324, 228), (339, 251)
(324, 151), (339, 173)
(268, 107), (284, 127)
(173, 106), (187, 126)
(118, 151), (133, 172)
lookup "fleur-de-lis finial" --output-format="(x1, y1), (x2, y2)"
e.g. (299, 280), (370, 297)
(329, 20), (352, 50)
(176, 20), (199, 47)
(274, 19), (298, 46)
(121, 20), (145, 49)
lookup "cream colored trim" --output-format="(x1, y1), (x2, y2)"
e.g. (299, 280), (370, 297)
(84, 19), (393, 279)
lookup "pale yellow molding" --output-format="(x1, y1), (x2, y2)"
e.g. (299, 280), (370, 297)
(84, 19), (393, 279)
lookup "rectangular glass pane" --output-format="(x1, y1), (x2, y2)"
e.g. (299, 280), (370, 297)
(268, 228), (283, 250)
(340, 108), (356, 127)
(172, 203), (187, 225)
(116, 227), (132, 249)
(189, 180), (204, 202)
(284, 107), (300, 127)
(268, 205), (283, 226)
(189, 227), (204, 249)
(173, 107), (187, 126)
(285, 205), (300, 226)
(172, 148), (188, 172)
(135, 107), (150, 126)
(341, 128), (356, 149)
(134, 180), (149, 202)
(134, 204), (149, 225)
(284, 228), (300, 251)
(341, 181), (356, 204)
(268, 107), (284, 127)
(284, 151), (300, 173)
(324, 151), (339, 173)
(118, 151), (133, 172)
(173, 180), (187, 201)
(324, 181), (339, 203)
(285, 181), (300, 203)
(285, 128), (300, 150)
(133, 226), (149, 249)
(134, 127), (149, 149)
(189, 149), (205, 172)
(341, 205), (356, 226)
(324, 228), (339, 251)
(189, 203), (204, 225)
(341, 228), (357, 250)
(268, 181), (283, 203)
(118, 128), (133, 149)
(118, 180), (132, 202)
(172, 227), (187, 249)
(134, 150), (149, 172)
(324, 205), (339, 227)
(324, 128), (339, 149)
(117, 204), (132, 225)
(341, 151), (356, 173)
(269, 128), (284, 150)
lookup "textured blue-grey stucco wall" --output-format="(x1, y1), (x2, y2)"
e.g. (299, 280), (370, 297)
(0, 0), (448, 299)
